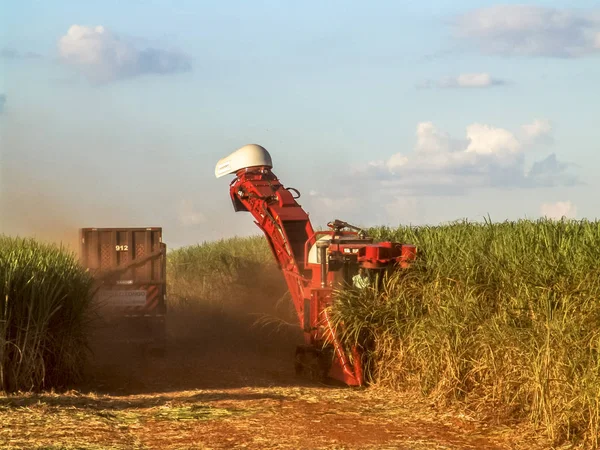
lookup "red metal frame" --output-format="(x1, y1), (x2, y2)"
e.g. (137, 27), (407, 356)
(227, 166), (416, 386)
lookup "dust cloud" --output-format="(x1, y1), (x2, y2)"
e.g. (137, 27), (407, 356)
(3, 179), (85, 253)
(1, 109), (307, 393)
(0, 108), (258, 251)
(83, 273), (306, 394)
(0, 166), (131, 254)
(0, 111), (159, 252)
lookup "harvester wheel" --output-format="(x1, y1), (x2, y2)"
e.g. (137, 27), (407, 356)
(294, 348), (305, 375)
(306, 357), (326, 382)
(149, 346), (166, 358)
(294, 346), (327, 383)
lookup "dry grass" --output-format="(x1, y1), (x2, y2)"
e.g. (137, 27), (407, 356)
(0, 386), (557, 450)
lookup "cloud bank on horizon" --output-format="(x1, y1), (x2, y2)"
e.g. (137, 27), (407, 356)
(355, 118), (576, 195)
(306, 116), (582, 226)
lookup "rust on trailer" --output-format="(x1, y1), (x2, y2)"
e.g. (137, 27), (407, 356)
(79, 227), (167, 351)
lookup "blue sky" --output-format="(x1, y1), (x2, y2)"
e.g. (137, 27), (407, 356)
(1, 1), (599, 248)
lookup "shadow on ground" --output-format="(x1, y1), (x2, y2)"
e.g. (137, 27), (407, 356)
(0, 390), (287, 410)
(74, 306), (330, 396)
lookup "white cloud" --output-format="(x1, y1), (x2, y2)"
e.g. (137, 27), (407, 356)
(415, 122), (455, 154)
(178, 199), (207, 227)
(356, 119), (577, 196)
(460, 73), (492, 87)
(58, 25), (191, 83)
(387, 153), (409, 170)
(540, 201), (577, 219)
(419, 73), (506, 89)
(454, 73), (500, 87)
(465, 123), (521, 156)
(455, 6), (600, 57)
(521, 119), (553, 146)
(522, 119), (551, 140)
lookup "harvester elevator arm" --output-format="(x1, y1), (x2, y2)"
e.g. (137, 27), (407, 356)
(216, 145), (315, 325)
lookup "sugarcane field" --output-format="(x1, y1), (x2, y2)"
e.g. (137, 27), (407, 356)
(3, 216), (600, 449)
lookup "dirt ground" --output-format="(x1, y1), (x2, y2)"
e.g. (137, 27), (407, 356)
(0, 310), (556, 450)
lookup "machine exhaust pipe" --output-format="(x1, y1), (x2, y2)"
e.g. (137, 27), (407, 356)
(316, 240), (330, 288)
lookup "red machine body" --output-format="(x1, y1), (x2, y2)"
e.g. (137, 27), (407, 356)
(217, 145), (416, 386)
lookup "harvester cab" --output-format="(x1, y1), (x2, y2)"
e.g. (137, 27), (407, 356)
(307, 221), (376, 290)
(215, 144), (417, 386)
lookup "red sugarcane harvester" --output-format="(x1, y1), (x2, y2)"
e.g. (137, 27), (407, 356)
(215, 144), (416, 386)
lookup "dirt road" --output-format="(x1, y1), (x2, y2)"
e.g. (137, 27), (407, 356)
(0, 312), (551, 449)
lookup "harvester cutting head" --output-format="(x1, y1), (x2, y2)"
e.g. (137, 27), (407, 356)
(215, 144), (273, 178)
